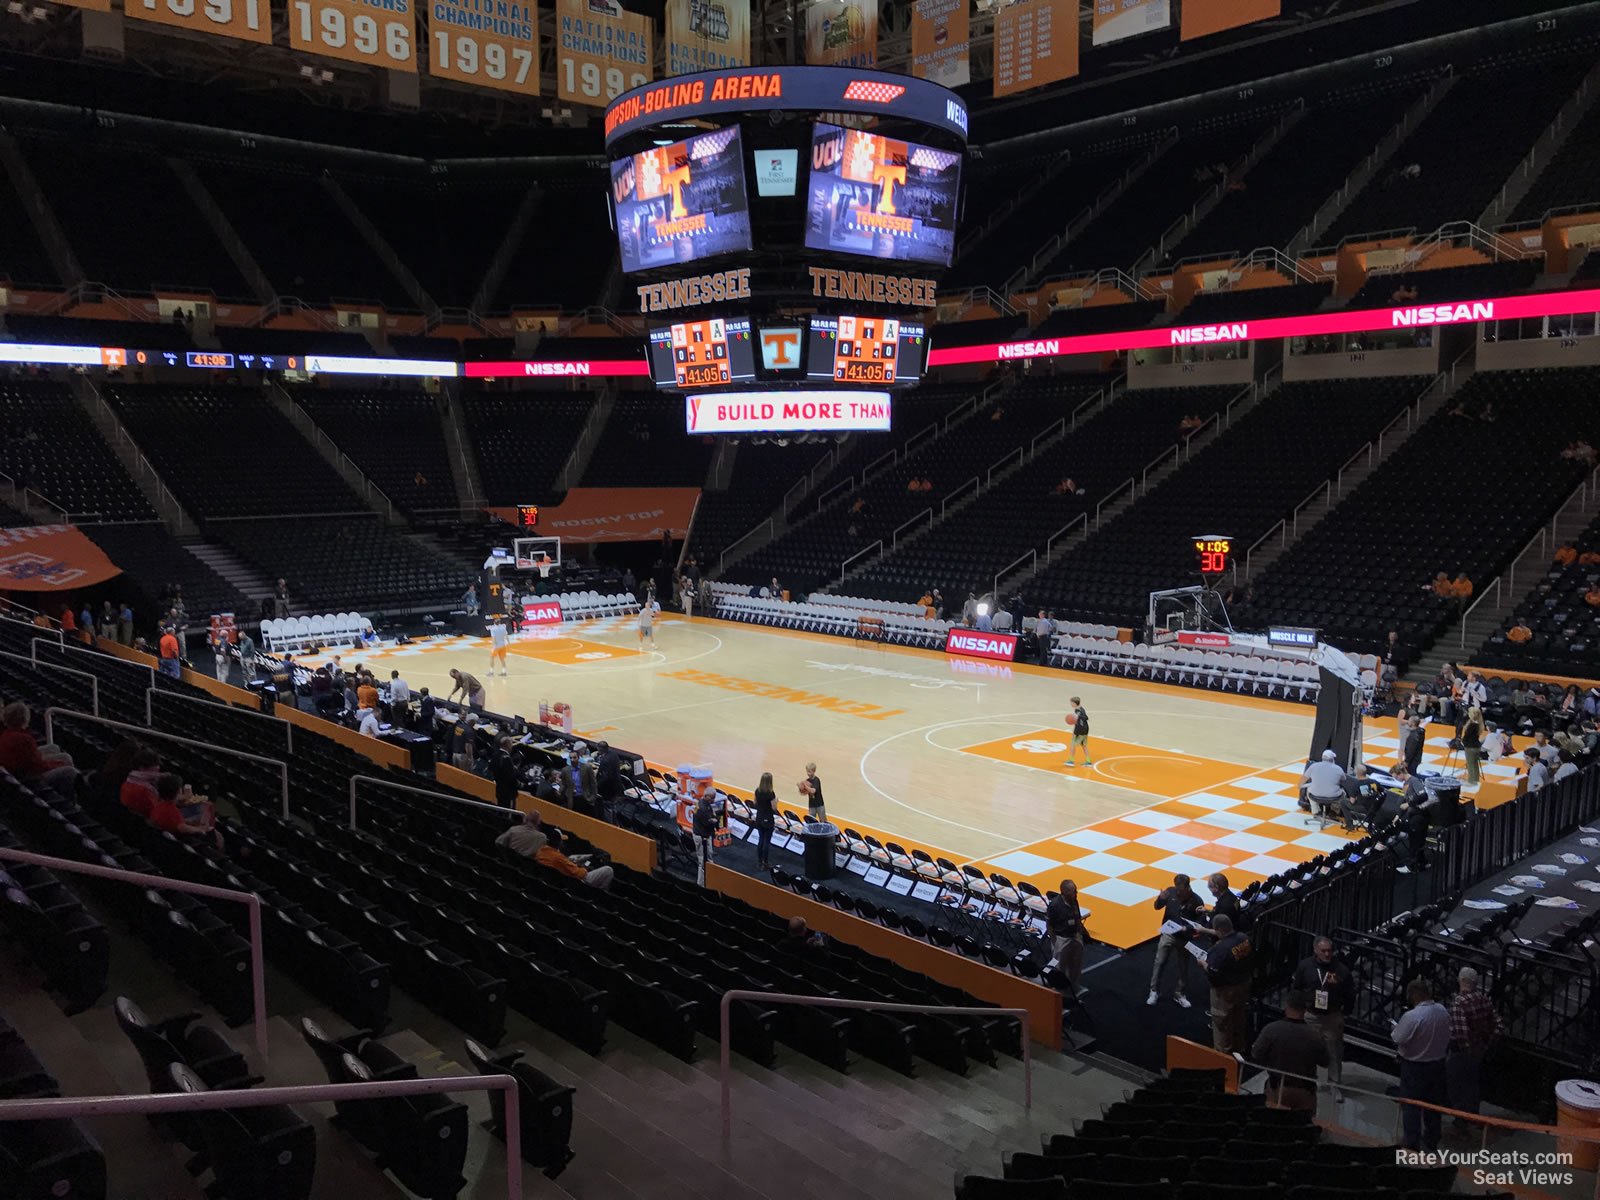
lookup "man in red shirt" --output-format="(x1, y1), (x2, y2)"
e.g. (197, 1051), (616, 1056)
(0, 701), (77, 795)
(119, 748), (163, 819)
(146, 773), (220, 848)
(158, 627), (182, 679)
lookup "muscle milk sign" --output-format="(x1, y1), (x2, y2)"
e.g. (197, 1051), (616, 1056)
(945, 628), (1018, 662)
(523, 600), (564, 626)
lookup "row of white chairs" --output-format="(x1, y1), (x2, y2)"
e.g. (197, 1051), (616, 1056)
(715, 596), (952, 646)
(1050, 636), (1323, 699)
(261, 613), (369, 652)
(534, 591), (637, 621)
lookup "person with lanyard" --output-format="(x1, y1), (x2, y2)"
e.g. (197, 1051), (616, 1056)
(1291, 936), (1356, 1102)
(1392, 977), (1452, 1152)
(1299, 749), (1346, 825)
(1148, 874), (1203, 1008)
(800, 761), (825, 823)
(751, 771), (777, 869)
(1251, 990), (1328, 1113)
(1046, 879), (1086, 994)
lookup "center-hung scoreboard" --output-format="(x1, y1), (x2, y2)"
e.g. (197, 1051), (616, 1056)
(602, 65), (967, 438)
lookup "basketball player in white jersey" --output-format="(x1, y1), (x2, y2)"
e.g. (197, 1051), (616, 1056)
(638, 594), (656, 647)
(488, 619), (510, 676)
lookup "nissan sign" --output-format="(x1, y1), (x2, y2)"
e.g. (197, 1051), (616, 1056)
(945, 628), (1018, 662)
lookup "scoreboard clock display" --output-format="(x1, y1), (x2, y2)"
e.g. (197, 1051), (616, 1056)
(647, 317), (756, 389)
(126, 0), (272, 44)
(1192, 535), (1233, 577)
(831, 315), (899, 385)
(290, 0), (416, 72)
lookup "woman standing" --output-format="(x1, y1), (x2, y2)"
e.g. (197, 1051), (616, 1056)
(752, 772), (777, 869)
(1461, 705), (1484, 787)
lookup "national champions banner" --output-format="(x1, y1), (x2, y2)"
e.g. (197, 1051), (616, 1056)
(0, 525), (123, 591)
(556, 0), (653, 106)
(805, 0), (876, 68)
(911, 0), (969, 87)
(665, 0), (750, 76)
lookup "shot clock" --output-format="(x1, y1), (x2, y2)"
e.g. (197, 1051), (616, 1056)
(1192, 534), (1233, 578)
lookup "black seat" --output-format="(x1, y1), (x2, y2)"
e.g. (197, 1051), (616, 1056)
(169, 1063), (315, 1200)
(115, 997), (259, 1095)
(340, 1053), (468, 1200)
(0, 1115), (106, 1200)
(462, 1039), (576, 1178)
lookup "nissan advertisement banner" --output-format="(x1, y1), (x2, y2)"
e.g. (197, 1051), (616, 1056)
(685, 390), (892, 434)
(945, 628), (1019, 662)
(523, 599), (564, 626)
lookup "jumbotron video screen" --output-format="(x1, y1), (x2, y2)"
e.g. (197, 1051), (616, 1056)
(804, 122), (962, 267)
(610, 126), (753, 273)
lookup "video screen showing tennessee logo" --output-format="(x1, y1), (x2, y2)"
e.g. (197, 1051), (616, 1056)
(805, 122), (961, 267)
(610, 126), (752, 273)
(647, 316), (757, 389)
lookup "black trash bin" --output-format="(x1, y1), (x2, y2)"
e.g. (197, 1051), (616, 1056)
(801, 822), (838, 881)
(1424, 774), (1464, 825)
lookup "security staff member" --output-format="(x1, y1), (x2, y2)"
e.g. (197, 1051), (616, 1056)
(1291, 936), (1356, 1102)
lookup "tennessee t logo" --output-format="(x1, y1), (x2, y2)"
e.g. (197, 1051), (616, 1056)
(761, 330), (799, 367)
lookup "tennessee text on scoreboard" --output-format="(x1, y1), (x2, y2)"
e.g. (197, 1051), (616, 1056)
(126, 0), (273, 44)
(430, 0), (539, 94)
(290, 0), (417, 70)
(665, 0), (750, 76)
(557, 0), (653, 106)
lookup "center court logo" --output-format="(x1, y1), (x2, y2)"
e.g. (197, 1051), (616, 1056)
(944, 629), (1018, 662)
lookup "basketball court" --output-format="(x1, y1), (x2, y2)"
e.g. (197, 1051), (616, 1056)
(299, 615), (1529, 948)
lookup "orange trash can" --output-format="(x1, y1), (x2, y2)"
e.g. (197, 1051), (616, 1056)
(1554, 1079), (1600, 1170)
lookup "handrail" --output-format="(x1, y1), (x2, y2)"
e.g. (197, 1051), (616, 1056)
(1458, 577), (1505, 650)
(861, 447), (898, 481)
(1068, 387), (1104, 431)
(1095, 477), (1135, 529)
(44, 708), (291, 820)
(146, 688), (292, 753)
(994, 550), (1035, 597)
(1180, 411), (1219, 459)
(816, 477), (857, 513)
(1242, 519), (1287, 581)
(719, 517), (774, 574)
(349, 773), (507, 829)
(839, 540), (883, 581)
(892, 508), (933, 547)
(0, 1073), (524, 1199)
(1140, 443), (1178, 491)
(33, 637), (154, 688)
(941, 475), (980, 518)
(0, 599), (62, 631)
(944, 395), (978, 430)
(0, 650), (98, 715)
(1045, 513), (1088, 562)
(719, 989), (1030, 1141)
(902, 421), (941, 457)
(1290, 478), (1332, 536)
(0, 846), (268, 1065)
(1029, 416), (1066, 456)
(987, 445), (1022, 487)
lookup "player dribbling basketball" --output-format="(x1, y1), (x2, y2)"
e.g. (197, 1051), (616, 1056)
(1063, 696), (1092, 769)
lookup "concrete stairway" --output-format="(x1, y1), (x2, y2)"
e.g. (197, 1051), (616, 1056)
(182, 538), (279, 608)
(70, 375), (197, 535)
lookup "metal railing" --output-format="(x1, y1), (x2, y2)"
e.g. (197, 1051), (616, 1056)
(1242, 519), (1288, 582)
(719, 990), (1030, 1141)
(0, 846), (268, 1064)
(838, 540), (883, 582)
(44, 708), (291, 819)
(1095, 477), (1135, 529)
(0, 598), (62, 631)
(349, 773), (506, 830)
(146, 688), (291, 753)
(1045, 513), (1088, 564)
(719, 518), (774, 574)
(994, 550), (1036, 597)
(1140, 443), (1178, 491)
(941, 476), (979, 518)
(0, 1074), (525, 1200)
(0, 650), (98, 715)
(987, 446), (1022, 487)
(892, 508), (933, 547)
(33, 637), (154, 688)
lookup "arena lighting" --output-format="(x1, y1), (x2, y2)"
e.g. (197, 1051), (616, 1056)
(929, 286), (1600, 367)
(303, 355), (458, 377)
(976, 602), (990, 617)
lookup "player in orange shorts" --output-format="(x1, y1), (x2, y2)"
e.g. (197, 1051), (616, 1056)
(488, 619), (510, 676)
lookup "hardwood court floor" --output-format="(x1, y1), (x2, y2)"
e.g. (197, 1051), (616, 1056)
(312, 616), (1528, 947)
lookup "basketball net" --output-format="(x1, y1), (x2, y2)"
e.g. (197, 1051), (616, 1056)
(535, 556), (555, 579)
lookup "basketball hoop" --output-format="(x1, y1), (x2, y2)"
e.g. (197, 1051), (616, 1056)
(535, 556), (555, 579)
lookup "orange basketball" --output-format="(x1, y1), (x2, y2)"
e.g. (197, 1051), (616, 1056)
(1064, 714), (1077, 727)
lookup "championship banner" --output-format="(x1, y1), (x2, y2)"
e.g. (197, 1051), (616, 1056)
(805, 0), (875, 68)
(1091, 0), (1170, 46)
(1181, 0), (1279, 40)
(910, 0), (968, 87)
(126, 0), (273, 44)
(993, 0), (1076, 98)
(0, 525), (123, 592)
(665, 0), (750, 77)
(429, 0), (539, 96)
(288, 0), (417, 71)
(557, 0), (653, 106)
(487, 487), (700, 542)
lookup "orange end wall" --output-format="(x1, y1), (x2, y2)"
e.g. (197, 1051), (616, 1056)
(706, 862), (1063, 1049)
(1165, 1035), (1239, 1091)
(434, 762), (658, 875)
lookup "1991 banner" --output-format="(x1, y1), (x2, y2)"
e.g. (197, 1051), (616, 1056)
(126, 0), (273, 44)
